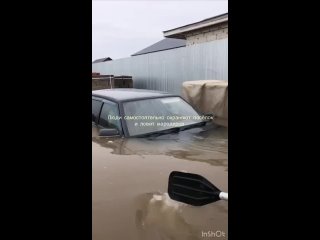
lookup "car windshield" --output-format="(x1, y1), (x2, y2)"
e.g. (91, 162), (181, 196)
(122, 97), (203, 136)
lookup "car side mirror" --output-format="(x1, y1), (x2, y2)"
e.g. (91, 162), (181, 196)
(99, 128), (119, 137)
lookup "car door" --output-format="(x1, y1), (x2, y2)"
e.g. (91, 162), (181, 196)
(92, 98), (103, 124)
(98, 99), (123, 136)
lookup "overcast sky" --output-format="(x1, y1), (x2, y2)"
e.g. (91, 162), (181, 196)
(92, 0), (228, 61)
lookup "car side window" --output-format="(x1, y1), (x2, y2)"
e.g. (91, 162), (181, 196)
(99, 101), (122, 131)
(92, 99), (103, 122)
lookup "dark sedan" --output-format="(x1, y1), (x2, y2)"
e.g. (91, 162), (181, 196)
(92, 88), (213, 137)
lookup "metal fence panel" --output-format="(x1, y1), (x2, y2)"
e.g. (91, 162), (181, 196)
(92, 39), (228, 95)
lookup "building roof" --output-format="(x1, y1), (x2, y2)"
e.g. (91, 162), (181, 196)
(132, 38), (186, 56)
(92, 57), (112, 63)
(92, 88), (177, 102)
(163, 13), (228, 39)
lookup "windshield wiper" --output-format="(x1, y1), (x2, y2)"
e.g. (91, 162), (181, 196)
(179, 121), (206, 131)
(136, 122), (206, 138)
(137, 127), (181, 138)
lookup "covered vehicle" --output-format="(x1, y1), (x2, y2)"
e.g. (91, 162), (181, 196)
(182, 80), (228, 127)
(92, 89), (228, 240)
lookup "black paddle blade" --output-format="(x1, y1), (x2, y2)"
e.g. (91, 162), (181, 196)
(168, 171), (221, 206)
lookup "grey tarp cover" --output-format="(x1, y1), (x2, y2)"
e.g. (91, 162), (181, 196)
(182, 80), (228, 127)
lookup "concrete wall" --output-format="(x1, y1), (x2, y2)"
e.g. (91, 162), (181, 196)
(92, 38), (228, 95)
(186, 22), (228, 46)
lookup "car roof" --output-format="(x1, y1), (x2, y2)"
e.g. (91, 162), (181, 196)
(92, 88), (177, 102)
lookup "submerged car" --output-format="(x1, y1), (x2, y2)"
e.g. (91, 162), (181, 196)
(92, 88), (215, 137)
(92, 89), (228, 240)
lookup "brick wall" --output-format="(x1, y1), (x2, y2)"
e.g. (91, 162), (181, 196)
(186, 22), (228, 46)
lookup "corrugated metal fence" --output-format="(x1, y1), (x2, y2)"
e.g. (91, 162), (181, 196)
(92, 38), (228, 95)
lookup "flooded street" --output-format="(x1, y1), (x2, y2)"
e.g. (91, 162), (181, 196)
(92, 124), (228, 240)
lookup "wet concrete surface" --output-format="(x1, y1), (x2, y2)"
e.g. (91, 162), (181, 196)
(92, 123), (228, 240)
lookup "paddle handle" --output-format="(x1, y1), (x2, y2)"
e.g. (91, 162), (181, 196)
(219, 192), (228, 201)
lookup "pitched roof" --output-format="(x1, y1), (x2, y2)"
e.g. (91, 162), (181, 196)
(132, 38), (186, 56)
(163, 13), (228, 39)
(92, 57), (112, 63)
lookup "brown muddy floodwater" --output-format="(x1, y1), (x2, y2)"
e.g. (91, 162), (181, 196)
(92, 123), (228, 240)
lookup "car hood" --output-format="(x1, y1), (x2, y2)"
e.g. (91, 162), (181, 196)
(92, 123), (228, 240)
